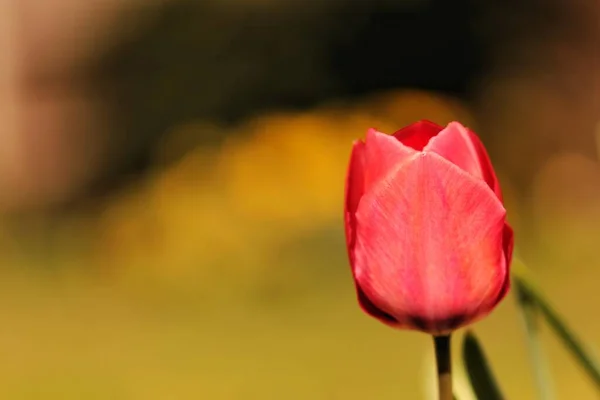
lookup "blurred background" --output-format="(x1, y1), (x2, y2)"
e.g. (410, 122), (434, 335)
(0, 0), (598, 398)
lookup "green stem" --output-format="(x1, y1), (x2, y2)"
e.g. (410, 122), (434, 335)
(512, 262), (600, 388)
(433, 335), (452, 400)
(515, 285), (555, 400)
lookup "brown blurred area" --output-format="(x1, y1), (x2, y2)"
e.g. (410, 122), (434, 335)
(0, 0), (598, 398)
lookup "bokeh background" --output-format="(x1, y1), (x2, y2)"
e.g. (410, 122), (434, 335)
(0, 0), (598, 398)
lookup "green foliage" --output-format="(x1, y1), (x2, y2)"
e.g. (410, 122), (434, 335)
(514, 282), (555, 399)
(513, 260), (600, 389)
(463, 259), (600, 399)
(463, 331), (505, 400)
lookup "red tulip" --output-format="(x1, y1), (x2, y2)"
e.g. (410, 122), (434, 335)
(344, 120), (513, 334)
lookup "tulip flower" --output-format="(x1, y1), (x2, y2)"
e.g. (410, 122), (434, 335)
(344, 120), (513, 399)
(344, 119), (513, 333)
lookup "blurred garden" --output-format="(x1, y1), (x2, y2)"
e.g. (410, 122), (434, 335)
(0, 0), (598, 398)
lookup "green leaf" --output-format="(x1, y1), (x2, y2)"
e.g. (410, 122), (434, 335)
(462, 331), (504, 400)
(512, 259), (600, 389)
(514, 284), (556, 400)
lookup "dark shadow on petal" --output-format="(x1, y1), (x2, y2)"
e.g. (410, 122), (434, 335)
(502, 224), (515, 264)
(408, 316), (430, 332)
(494, 223), (515, 302)
(412, 314), (468, 333)
(495, 272), (512, 305)
(356, 284), (398, 324)
(441, 315), (468, 332)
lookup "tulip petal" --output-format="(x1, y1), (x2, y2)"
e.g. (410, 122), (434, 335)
(344, 140), (366, 260)
(392, 120), (443, 151)
(494, 224), (515, 302)
(353, 152), (507, 333)
(426, 122), (503, 200)
(503, 224), (514, 265)
(345, 140), (403, 325)
(363, 128), (416, 193)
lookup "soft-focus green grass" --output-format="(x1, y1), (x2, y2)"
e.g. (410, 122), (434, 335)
(0, 250), (596, 399)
